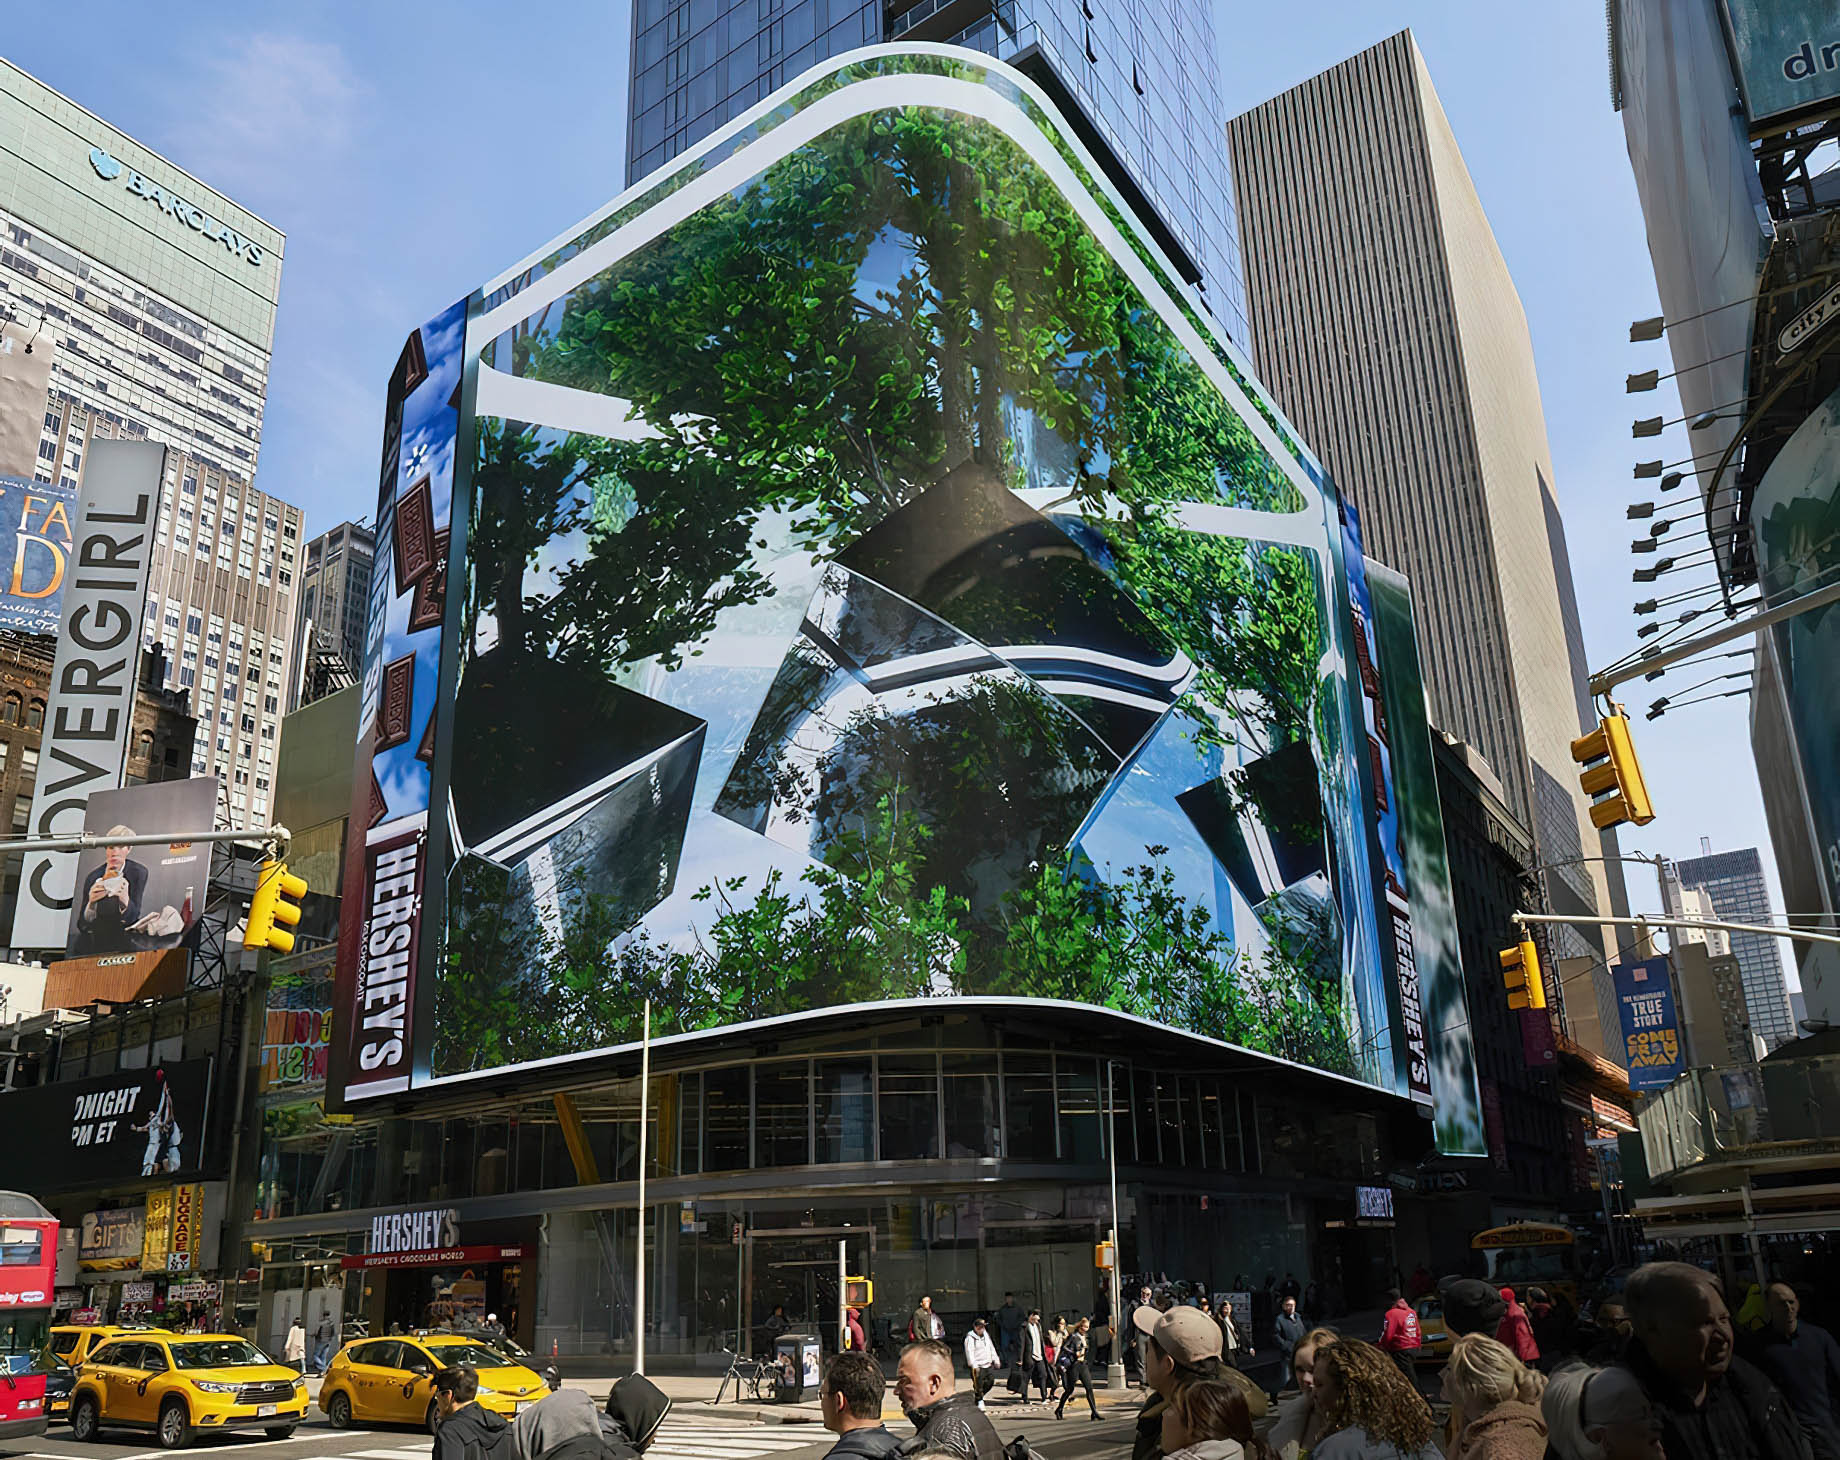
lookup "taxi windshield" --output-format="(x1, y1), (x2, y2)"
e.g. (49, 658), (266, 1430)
(170, 1340), (275, 1369)
(423, 1342), (518, 1369)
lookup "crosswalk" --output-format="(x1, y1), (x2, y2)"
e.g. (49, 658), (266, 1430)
(311, 1416), (845, 1460)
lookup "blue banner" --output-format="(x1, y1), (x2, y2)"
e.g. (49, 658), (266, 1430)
(1612, 956), (1685, 1090)
(0, 474), (75, 634)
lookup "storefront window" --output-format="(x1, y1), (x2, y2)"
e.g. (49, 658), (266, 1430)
(1056, 1057), (1101, 1163)
(815, 1059), (872, 1164)
(1003, 1054), (1055, 1161)
(942, 1053), (999, 1158)
(704, 1066), (751, 1172)
(754, 1061), (810, 1167)
(877, 1055), (939, 1161)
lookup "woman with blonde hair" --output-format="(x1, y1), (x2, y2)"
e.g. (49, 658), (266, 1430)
(1540, 1366), (1663, 1460)
(1269, 1327), (1340, 1460)
(1441, 1333), (1548, 1460)
(1309, 1338), (1440, 1460)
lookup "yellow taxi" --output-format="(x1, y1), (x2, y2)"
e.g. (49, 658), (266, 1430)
(1413, 1296), (1453, 1364)
(49, 1325), (147, 1368)
(68, 1333), (308, 1449)
(320, 1333), (548, 1433)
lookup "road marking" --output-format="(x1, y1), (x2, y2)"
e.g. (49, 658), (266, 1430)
(343, 1449), (428, 1458)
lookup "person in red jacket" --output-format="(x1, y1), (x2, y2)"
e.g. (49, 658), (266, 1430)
(1495, 1286), (1541, 1364)
(1377, 1289), (1423, 1385)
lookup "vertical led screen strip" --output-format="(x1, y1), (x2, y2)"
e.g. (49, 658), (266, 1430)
(331, 301), (467, 1100)
(340, 47), (1480, 1149)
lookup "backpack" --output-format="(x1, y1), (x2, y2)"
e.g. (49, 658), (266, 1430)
(1004, 1439), (1037, 1460)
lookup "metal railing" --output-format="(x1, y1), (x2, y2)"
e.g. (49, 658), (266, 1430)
(1640, 1052), (1840, 1180)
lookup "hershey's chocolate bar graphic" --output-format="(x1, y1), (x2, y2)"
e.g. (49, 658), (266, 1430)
(392, 475), (438, 592)
(368, 770), (389, 829)
(408, 528), (449, 632)
(373, 653), (416, 752)
(417, 702), (436, 764)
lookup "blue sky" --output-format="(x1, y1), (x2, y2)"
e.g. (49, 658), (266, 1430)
(3, 1), (1792, 955)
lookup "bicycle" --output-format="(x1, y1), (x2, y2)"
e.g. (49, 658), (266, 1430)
(711, 1348), (776, 1404)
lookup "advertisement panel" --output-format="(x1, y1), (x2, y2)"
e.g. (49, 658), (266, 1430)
(337, 51), (1478, 1144)
(167, 1184), (203, 1272)
(78, 1207), (145, 1272)
(1751, 383), (1840, 937)
(12, 439), (166, 949)
(65, 777), (218, 957)
(0, 1216), (56, 1309)
(1719, 1), (1840, 130)
(0, 319), (56, 481)
(1, 1058), (212, 1189)
(1612, 956), (1686, 1091)
(0, 474), (75, 634)
(140, 1187), (174, 1272)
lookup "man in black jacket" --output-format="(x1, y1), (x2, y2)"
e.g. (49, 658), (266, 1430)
(820, 1352), (899, 1459)
(433, 1367), (513, 1460)
(1757, 1284), (1840, 1460)
(894, 1341), (1002, 1459)
(1619, 1262), (1810, 1460)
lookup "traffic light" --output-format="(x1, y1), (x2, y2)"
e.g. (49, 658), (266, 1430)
(244, 859), (308, 953)
(1094, 1240), (1116, 1271)
(1570, 707), (1655, 830)
(1499, 938), (1546, 1011)
(843, 1277), (873, 1307)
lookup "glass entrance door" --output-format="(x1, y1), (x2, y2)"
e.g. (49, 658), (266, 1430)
(745, 1227), (871, 1358)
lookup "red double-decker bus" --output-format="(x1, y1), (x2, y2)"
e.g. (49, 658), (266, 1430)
(0, 1193), (57, 1440)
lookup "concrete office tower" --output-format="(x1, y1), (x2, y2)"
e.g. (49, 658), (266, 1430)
(1658, 858), (1730, 957)
(292, 521), (375, 710)
(626, 1), (1247, 338)
(1226, 30), (1628, 1054)
(0, 58), (300, 826)
(1674, 846), (1797, 1050)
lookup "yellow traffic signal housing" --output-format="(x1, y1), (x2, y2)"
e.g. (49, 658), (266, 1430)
(244, 859), (309, 953)
(1571, 708), (1655, 830)
(1499, 938), (1546, 1011)
(843, 1276), (873, 1307)
(1094, 1240), (1116, 1270)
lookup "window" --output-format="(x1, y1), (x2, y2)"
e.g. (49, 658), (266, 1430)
(10, 795), (28, 832)
(943, 1054), (999, 1158)
(877, 1055), (939, 1161)
(1056, 1057), (1102, 1163)
(753, 1062), (810, 1167)
(815, 1059), (873, 1164)
(703, 1065), (750, 1172)
(1, 694), (17, 725)
(20, 746), (38, 779)
(1003, 1054), (1056, 1161)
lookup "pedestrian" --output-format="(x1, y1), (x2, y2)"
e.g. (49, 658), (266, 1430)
(1408, 1266), (1433, 1300)
(1756, 1283), (1840, 1460)
(819, 1351), (900, 1459)
(1134, 1306), (1270, 1460)
(1495, 1289), (1540, 1366)
(512, 1380), (608, 1460)
(432, 1367), (514, 1460)
(1541, 1365), (1664, 1460)
(1135, 1284), (1160, 1385)
(767, 1304), (793, 1342)
(1047, 1313), (1069, 1365)
(1054, 1316), (1100, 1422)
(909, 1296), (943, 1344)
(845, 1306), (868, 1355)
(962, 1317), (999, 1410)
(996, 1294), (1023, 1370)
(1582, 1300), (1632, 1366)
(1020, 1309), (1053, 1403)
(1219, 1299), (1253, 1373)
(603, 1374), (671, 1457)
(314, 1315), (336, 1373)
(893, 1339), (1004, 1460)
(1307, 1338), (1440, 1460)
(1441, 1333), (1549, 1460)
(1275, 1296), (1308, 1398)
(1527, 1288), (1571, 1369)
(1269, 1327), (1340, 1460)
(1376, 1291), (1422, 1386)
(1159, 1377), (1277, 1460)
(1282, 1274), (1302, 1304)
(1618, 1260), (1808, 1460)
(1439, 1279), (1508, 1342)
(284, 1317), (305, 1374)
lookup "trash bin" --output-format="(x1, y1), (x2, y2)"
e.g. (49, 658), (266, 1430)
(773, 1333), (822, 1401)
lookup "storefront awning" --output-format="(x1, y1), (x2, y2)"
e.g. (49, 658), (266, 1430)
(340, 1243), (533, 1271)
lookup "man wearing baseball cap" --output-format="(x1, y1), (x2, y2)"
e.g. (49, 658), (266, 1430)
(1130, 1306), (1268, 1460)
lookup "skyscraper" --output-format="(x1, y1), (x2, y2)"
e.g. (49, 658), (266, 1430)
(1674, 846), (1797, 1050)
(291, 521), (375, 709)
(625, 0), (1247, 338)
(1225, 30), (1627, 1053)
(0, 58), (300, 827)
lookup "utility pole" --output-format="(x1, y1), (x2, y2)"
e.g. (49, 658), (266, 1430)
(634, 1000), (651, 1374)
(1512, 911), (1840, 949)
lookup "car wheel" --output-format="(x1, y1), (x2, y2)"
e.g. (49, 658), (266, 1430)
(266, 1426), (298, 1440)
(326, 1389), (353, 1428)
(157, 1397), (192, 1450)
(70, 1394), (100, 1442)
(426, 1398), (440, 1434)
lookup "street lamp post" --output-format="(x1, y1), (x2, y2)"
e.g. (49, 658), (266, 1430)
(1105, 1060), (1125, 1390)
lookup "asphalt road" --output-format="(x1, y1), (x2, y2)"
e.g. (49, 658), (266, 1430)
(1, 1403), (1139, 1460)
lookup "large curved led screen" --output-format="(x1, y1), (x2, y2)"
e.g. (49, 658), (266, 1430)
(335, 48), (1482, 1152)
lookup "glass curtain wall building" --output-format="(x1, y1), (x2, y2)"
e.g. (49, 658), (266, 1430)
(627, 0), (1247, 339)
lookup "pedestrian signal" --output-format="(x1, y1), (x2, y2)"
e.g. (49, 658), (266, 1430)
(844, 1277), (873, 1306)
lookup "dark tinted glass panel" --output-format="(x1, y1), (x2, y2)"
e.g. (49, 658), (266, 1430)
(1003, 1054), (1056, 1161)
(1178, 1076), (1205, 1170)
(942, 1053), (999, 1158)
(704, 1065), (751, 1171)
(754, 1061), (811, 1167)
(1155, 1072), (1183, 1165)
(1132, 1064), (1159, 1164)
(878, 1055), (939, 1160)
(816, 1059), (873, 1163)
(1057, 1057), (1101, 1164)
(1198, 1078), (1226, 1171)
